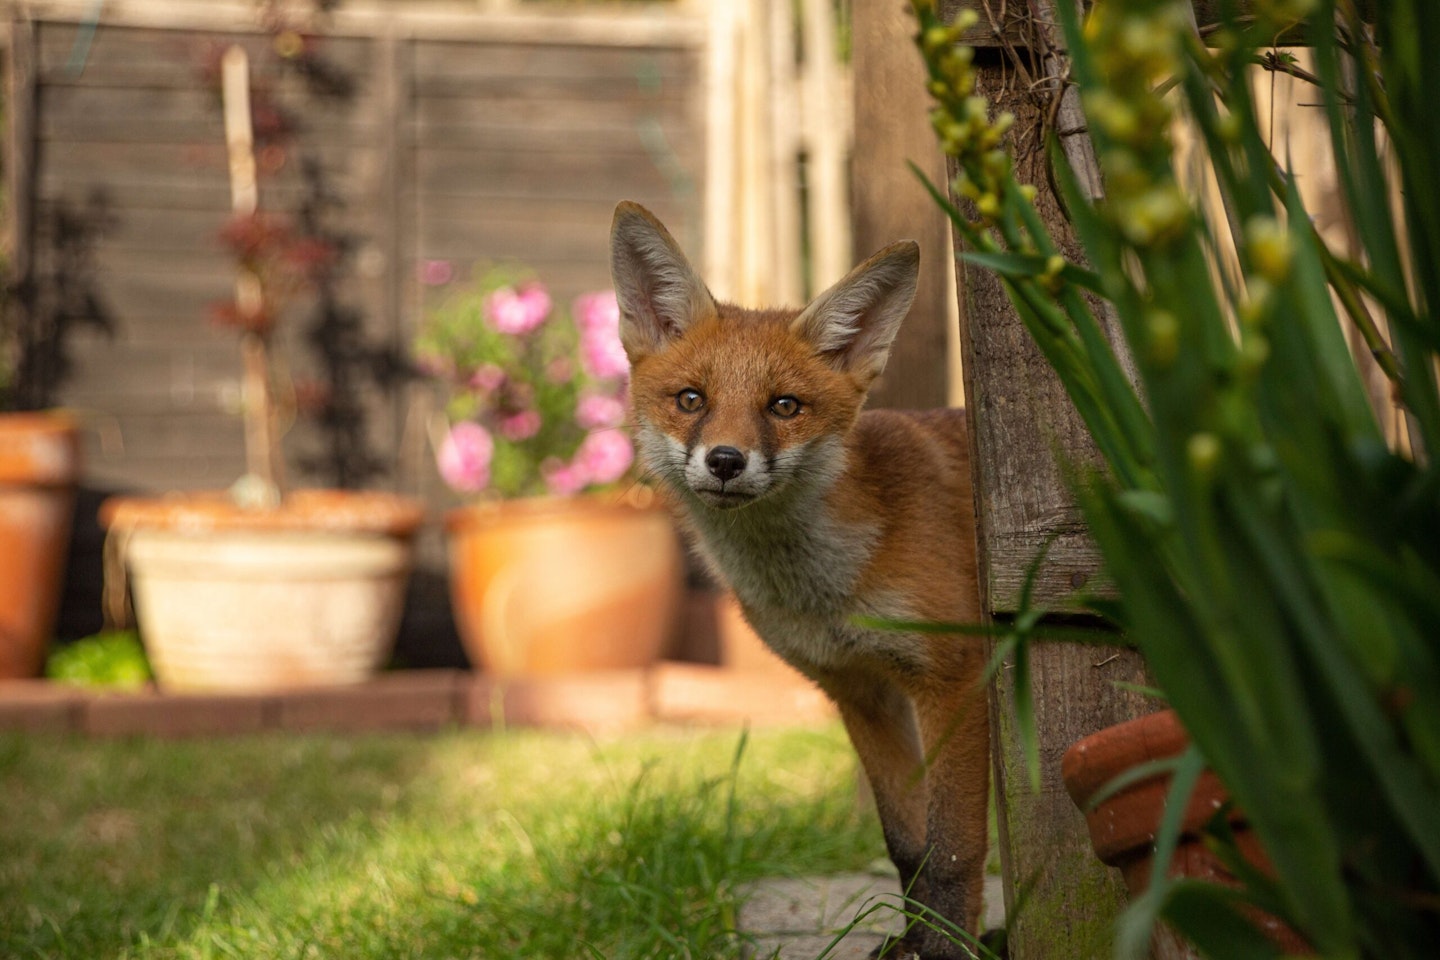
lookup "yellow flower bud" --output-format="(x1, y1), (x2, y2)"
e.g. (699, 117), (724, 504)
(976, 193), (1001, 219)
(1147, 310), (1179, 367)
(1215, 110), (1244, 144)
(1187, 433), (1222, 475)
(1084, 91), (1139, 142)
(1237, 332), (1271, 375)
(1240, 277), (1274, 326)
(1245, 216), (1293, 282)
(923, 25), (952, 54)
(954, 173), (981, 201)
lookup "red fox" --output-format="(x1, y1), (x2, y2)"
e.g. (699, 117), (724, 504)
(610, 201), (989, 959)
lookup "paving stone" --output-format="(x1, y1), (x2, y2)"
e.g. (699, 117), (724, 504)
(738, 872), (1007, 959)
(276, 670), (466, 733)
(739, 872), (899, 959)
(466, 669), (652, 734)
(84, 688), (273, 738)
(649, 662), (835, 727)
(0, 679), (83, 733)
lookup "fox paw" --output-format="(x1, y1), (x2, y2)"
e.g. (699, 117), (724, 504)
(868, 937), (921, 960)
(868, 928), (1007, 959)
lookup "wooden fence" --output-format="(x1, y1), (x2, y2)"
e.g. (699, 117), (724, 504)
(3, 0), (862, 653)
(4, 0), (710, 648)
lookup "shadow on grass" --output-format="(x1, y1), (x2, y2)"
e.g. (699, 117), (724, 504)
(0, 733), (428, 957)
(0, 726), (881, 960)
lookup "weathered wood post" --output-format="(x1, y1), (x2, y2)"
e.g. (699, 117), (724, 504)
(850, 0), (954, 410)
(932, 3), (1157, 957)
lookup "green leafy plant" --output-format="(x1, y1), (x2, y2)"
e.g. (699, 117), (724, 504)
(413, 265), (634, 500)
(45, 630), (151, 689)
(913, 0), (1440, 956)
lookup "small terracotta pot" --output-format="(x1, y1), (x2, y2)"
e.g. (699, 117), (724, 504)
(446, 496), (681, 677)
(101, 489), (424, 692)
(0, 411), (82, 678)
(1061, 709), (1310, 957)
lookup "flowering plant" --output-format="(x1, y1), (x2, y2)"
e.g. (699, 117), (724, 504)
(914, 0), (1440, 957)
(414, 265), (634, 500)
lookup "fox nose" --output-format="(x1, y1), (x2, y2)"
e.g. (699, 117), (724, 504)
(705, 446), (747, 483)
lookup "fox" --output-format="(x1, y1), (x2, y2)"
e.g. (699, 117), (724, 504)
(609, 201), (991, 959)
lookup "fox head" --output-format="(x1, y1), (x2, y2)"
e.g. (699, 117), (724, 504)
(610, 201), (919, 510)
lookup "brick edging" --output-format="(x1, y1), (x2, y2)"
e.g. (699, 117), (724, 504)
(0, 663), (834, 738)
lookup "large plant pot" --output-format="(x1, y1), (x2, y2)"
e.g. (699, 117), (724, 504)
(1061, 709), (1310, 957)
(100, 490), (424, 692)
(0, 411), (82, 678)
(447, 497), (681, 677)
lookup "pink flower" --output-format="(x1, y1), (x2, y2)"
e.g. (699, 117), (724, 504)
(542, 458), (589, 497)
(419, 260), (454, 286)
(546, 357), (574, 384)
(575, 393), (627, 430)
(486, 282), (552, 335)
(437, 421), (493, 493)
(574, 291), (620, 332)
(498, 410), (542, 441)
(468, 363), (506, 394)
(574, 291), (630, 380)
(574, 429), (634, 485)
(581, 328), (629, 380)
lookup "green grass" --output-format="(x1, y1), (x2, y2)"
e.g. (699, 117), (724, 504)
(0, 723), (885, 960)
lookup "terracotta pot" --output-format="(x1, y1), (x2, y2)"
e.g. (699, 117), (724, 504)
(100, 489), (424, 692)
(0, 411), (82, 678)
(1061, 709), (1310, 957)
(714, 591), (798, 675)
(446, 496), (681, 676)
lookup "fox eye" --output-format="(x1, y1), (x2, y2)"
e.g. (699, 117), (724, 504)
(769, 396), (802, 419)
(676, 388), (705, 413)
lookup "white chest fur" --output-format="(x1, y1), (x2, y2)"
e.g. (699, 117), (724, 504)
(684, 495), (924, 676)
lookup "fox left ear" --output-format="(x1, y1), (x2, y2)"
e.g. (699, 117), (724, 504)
(610, 201), (716, 359)
(791, 241), (920, 380)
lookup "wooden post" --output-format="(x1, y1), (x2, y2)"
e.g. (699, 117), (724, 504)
(930, 2), (1156, 957)
(850, 0), (952, 410)
(4, 12), (37, 407)
(798, 0), (849, 294)
(222, 44), (284, 504)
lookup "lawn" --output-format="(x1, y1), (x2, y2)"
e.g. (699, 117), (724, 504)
(0, 723), (885, 960)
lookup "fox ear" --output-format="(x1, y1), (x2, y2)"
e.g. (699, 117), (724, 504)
(610, 201), (716, 358)
(791, 241), (919, 380)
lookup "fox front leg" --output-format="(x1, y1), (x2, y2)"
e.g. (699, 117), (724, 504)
(831, 668), (991, 960)
(910, 668), (992, 957)
(825, 674), (937, 950)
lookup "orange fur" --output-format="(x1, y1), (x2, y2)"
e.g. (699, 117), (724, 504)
(611, 202), (989, 959)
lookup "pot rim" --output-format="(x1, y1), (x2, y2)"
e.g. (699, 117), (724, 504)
(100, 488), (426, 537)
(0, 409), (82, 486)
(444, 490), (667, 532)
(1060, 708), (1188, 807)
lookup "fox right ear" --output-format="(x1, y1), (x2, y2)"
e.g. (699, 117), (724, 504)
(610, 201), (715, 358)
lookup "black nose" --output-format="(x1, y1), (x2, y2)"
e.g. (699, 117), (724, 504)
(705, 446), (746, 483)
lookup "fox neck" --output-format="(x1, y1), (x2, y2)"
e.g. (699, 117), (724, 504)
(679, 437), (878, 617)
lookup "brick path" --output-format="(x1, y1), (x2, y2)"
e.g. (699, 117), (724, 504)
(0, 662), (834, 738)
